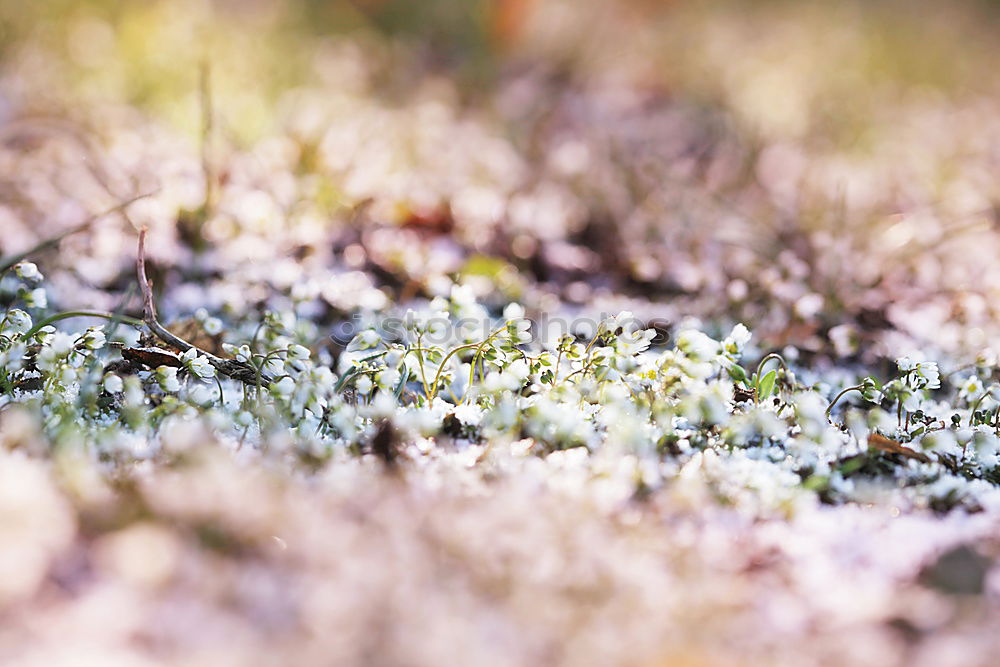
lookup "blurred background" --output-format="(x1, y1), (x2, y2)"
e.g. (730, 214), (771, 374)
(2, 0), (1000, 363)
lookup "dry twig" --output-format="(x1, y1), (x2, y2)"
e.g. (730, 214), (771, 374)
(136, 227), (269, 386)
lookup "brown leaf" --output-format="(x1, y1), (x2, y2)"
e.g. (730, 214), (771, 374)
(868, 433), (931, 464)
(121, 346), (183, 369)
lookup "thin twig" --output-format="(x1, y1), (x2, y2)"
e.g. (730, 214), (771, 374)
(200, 60), (215, 216)
(136, 227), (269, 386)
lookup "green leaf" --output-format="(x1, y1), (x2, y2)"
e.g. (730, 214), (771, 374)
(757, 369), (777, 401)
(727, 364), (748, 383)
(334, 367), (359, 393)
(393, 368), (408, 400)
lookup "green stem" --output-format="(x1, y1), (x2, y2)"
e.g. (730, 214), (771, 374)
(825, 384), (864, 419)
(429, 326), (507, 401)
(969, 392), (989, 427)
(754, 352), (788, 406)
(414, 333), (430, 398)
(457, 328), (509, 404)
(755, 352), (788, 379)
(25, 311), (145, 339)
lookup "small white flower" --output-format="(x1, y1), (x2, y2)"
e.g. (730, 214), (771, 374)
(181, 349), (216, 379)
(385, 346), (405, 368)
(616, 328), (655, 356)
(915, 361), (940, 390)
(58, 366), (77, 385)
(272, 376), (295, 396)
(0, 343), (26, 372)
(598, 311), (636, 336)
(378, 368), (401, 389)
(235, 411), (254, 427)
(505, 358), (531, 386)
(156, 366), (181, 393)
(223, 344), (253, 363)
(23, 287), (47, 309)
(79, 326), (106, 351)
(287, 344), (311, 360)
(355, 374), (373, 395)
(14, 262), (43, 283)
(203, 317), (223, 336)
(676, 329), (720, 362)
(47, 331), (76, 356)
(896, 357), (916, 372)
(114, 326), (142, 347)
(722, 323), (751, 357)
(503, 303), (525, 320)
(960, 375), (984, 402)
(187, 383), (216, 407)
(350, 329), (381, 351)
(506, 319), (532, 344)
(103, 374), (124, 393)
(123, 376), (144, 406)
(4, 309), (31, 334)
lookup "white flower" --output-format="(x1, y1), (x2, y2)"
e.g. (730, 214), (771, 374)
(377, 368), (401, 389)
(182, 349), (216, 379)
(0, 343), (26, 372)
(123, 376), (144, 406)
(902, 391), (922, 412)
(272, 376), (295, 396)
(23, 288), (46, 309)
(960, 375), (985, 402)
(385, 347), (405, 368)
(616, 328), (655, 356)
(235, 411), (254, 427)
(79, 327), (106, 351)
(202, 317), (223, 336)
(47, 332), (76, 356)
(722, 323), (751, 357)
(503, 303), (525, 320)
(599, 311), (638, 336)
(187, 383), (217, 407)
(103, 374), (124, 393)
(351, 329), (382, 350)
(4, 309), (31, 334)
(355, 374), (373, 395)
(14, 262), (43, 283)
(58, 366), (77, 385)
(113, 326), (142, 347)
(505, 358), (531, 385)
(453, 402), (483, 426)
(676, 329), (720, 362)
(287, 344), (311, 360)
(156, 366), (181, 393)
(915, 361), (940, 389)
(506, 319), (532, 344)
(897, 356), (940, 390)
(222, 344), (253, 363)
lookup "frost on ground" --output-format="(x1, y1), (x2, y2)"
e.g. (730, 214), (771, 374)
(2, 1), (1000, 665)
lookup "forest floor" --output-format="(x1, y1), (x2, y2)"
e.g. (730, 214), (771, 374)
(1, 1), (1000, 665)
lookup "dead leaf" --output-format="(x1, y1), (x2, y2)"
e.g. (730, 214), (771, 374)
(868, 433), (931, 464)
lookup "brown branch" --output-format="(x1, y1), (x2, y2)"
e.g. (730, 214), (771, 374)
(136, 227), (270, 386)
